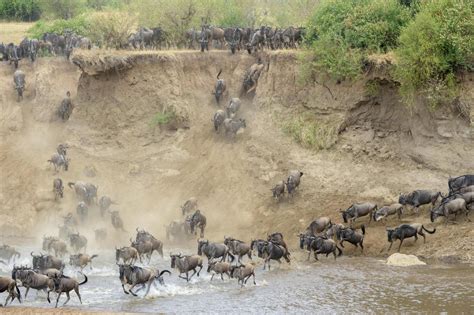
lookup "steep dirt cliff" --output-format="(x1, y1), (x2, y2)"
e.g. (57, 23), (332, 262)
(0, 50), (472, 262)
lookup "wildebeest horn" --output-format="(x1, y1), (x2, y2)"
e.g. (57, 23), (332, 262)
(30, 251), (35, 257)
(136, 227), (139, 232)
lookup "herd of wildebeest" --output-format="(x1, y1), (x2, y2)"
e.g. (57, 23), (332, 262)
(1, 24), (473, 309)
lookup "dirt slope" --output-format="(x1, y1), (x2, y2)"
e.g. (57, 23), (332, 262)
(0, 50), (472, 262)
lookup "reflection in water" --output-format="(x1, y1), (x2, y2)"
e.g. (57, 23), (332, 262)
(1, 246), (473, 313)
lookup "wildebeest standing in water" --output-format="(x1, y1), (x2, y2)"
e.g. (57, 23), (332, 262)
(57, 91), (74, 121)
(213, 70), (226, 104)
(13, 70), (25, 102)
(170, 253), (203, 282)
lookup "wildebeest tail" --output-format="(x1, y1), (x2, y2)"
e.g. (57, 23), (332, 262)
(90, 254), (98, 260)
(78, 273), (88, 285)
(422, 226), (436, 234)
(159, 270), (171, 277)
(68, 182), (75, 189)
(217, 69), (222, 79)
(360, 224), (366, 235)
(336, 246), (343, 256)
(15, 282), (22, 303)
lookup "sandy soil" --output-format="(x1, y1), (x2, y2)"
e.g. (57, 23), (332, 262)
(0, 22), (35, 44)
(0, 50), (472, 266)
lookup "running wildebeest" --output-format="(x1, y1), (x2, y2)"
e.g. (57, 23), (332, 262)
(12, 266), (53, 302)
(68, 181), (98, 205)
(115, 247), (139, 265)
(58, 91), (74, 121)
(53, 178), (64, 200)
(76, 202), (88, 223)
(229, 263), (256, 288)
(69, 233), (87, 253)
(207, 261), (231, 281)
(224, 237), (252, 263)
(340, 202), (377, 225)
(57, 143), (68, 156)
(130, 239), (154, 263)
(271, 180), (286, 200)
(166, 220), (188, 241)
(306, 217), (332, 235)
(31, 252), (65, 271)
(212, 109), (226, 132)
(213, 70), (226, 104)
(261, 241), (290, 270)
(430, 198), (470, 225)
(181, 197), (198, 215)
(0, 245), (20, 263)
(99, 195), (115, 217)
(188, 210), (206, 238)
(69, 254), (98, 271)
(223, 118), (246, 138)
(43, 236), (68, 257)
(226, 97), (241, 117)
(0, 276), (21, 306)
(286, 170), (304, 197)
(197, 240), (230, 262)
(13, 69), (25, 102)
(110, 210), (126, 232)
(399, 190), (441, 213)
(267, 232), (290, 255)
(48, 153), (69, 172)
(48, 272), (87, 308)
(386, 223), (435, 252)
(134, 228), (164, 257)
(448, 175), (474, 194)
(373, 203), (403, 222)
(300, 235), (342, 261)
(337, 225), (365, 253)
(243, 62), (264, 94)
(118, 264), (170, 297)
(170, 254), (203, 282)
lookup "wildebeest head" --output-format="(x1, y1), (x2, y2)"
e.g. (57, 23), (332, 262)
(298, 233), (306, 250)
(430, 210), (438, 223)
(386, 229), (395, 242)
(197, 239), (208, 256)
(31, 252), (45, 269)
(340, 210), (348, 223)
(398, 194), (406, 205)
(170, 253), (182, 268)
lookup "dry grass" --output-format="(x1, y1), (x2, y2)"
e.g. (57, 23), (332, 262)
(0, 22), (34, 43)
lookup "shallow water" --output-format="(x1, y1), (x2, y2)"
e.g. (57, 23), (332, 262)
(2, 245), (473, 314)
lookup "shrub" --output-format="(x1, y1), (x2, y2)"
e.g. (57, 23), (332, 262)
(0, 0), (42, 21)
(27, 14), (90, 38)
(304, 0), (411, 81)
(283, 115), (337, 150)
(393, 0), (474, 107)
(151, 109), (176, 127)
(86, 11), (137, 48)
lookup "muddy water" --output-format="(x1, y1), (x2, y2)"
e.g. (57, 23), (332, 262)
(2, 245), (473, 314)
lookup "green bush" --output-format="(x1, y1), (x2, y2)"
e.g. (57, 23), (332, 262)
(283, 115), (337, 150)
(27, 14), (90, 38)
(151, 109), (176, 126)
(305, 0), (411, 81)
(0, 0), (41, 21)
(394, 0), (474, 107)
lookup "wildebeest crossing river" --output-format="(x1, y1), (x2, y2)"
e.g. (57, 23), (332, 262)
(1, 244), (473, 313)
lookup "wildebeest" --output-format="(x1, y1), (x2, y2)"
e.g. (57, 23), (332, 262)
(324, 223), (346, 241)
(48, 272), (87, 308)
(306, 216), (332, 235)
(286, 170), (304, 197)
(250, 239), (267, 258)
(448, 175), (474, 194)
(261, 241), (290, 270)
(94, 228), (107, 242)
(207, 261), (231, 281)
(29, 39), (39, 62)
(301, 235), (342, 261)
(7, 43), (20, 68)
(337, 226), (365, 253)
(224, 27), (242, 54)
(197, 240), (230, 262)
(200, 25), (211, 52)
(271, 180), (286, 200)
(430, 198), (470, 225)
(68, 181), (98, 205)
(12, 266), (53, 301)
(43, 236), (68, 257)
(166, 220), (188, 241)
(134, 228), (164, 257)
(224, 237), (252, 263)
(58, 224), (74, 241)
(118, 264), (170, 296)
(48, 153), (69, 172)
(223, 118), (246, 138)
(98, 195), (115, 217)
(110, 210), (126, 232)
(130, 239), (154, 263)
(399, 190), (441, 213)
(386, 224), (432, 252)
(76, 202), (88, 223)
(229, 263), (256, 288)
(31, 252), (64, 271)
(243, 62), (264, 94)
(13, 69), (25, 102)
(267, 232), (289, 255)
(0, 245), (20, 263)
(57, 91), (74, 121)
(226, 97), (241, 117)
(0, 276), (21, 306)
(53, 178), (64, 200)
(69, 233), (87, 253)
(115, 247), (139, 264)
(57, 143), (68, 156)
(213, 70), (226, 104)
(373, 203), (403, 222)
(181, 197), (198, 215)
(188, 210), (207, 238)
(69, 254), (98, 271)
(247, 26), (266, 54)
(340, 203), (377, 225)
(170, 254), (203, 282)
(212, 109), (227, 132)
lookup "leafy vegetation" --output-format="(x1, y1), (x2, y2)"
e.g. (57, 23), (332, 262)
(151, 109), (177, 127)
(0, 0), (41, 21)
(283, 115), (337, 150)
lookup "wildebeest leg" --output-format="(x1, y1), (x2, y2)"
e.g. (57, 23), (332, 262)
(360, 241), (364, 252)
(210, 274), (215, 281)
(387, 241), (393, 252)
(221, 274), (224, 281)
(122, 284), (129, 294)
(128, 283), (139, 296)
(419, 231), (426, 243)
(339, 240), (345, 248)
(314, 252), (319, 261)
(397, 238), (404, 252)
(144, 280), (153, 297)
(307, 250), (311, 261)
(74, 287), (82, 304)
(63, 291), (71, 306)
(333, 249), (337, 260)
(55, 292), (62, 308)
